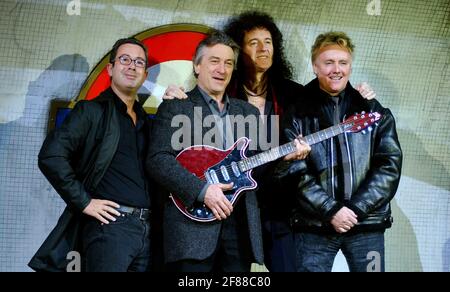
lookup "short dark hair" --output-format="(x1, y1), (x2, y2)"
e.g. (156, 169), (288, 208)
(109, 38), (149, 67)
(192, 30), (240, 78)
(224, 11), (293, 84)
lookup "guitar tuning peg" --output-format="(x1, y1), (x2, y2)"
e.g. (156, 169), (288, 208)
(362, 111), (366, 115)
(368, 126), (373, 132)
(361, 130), (366, 135)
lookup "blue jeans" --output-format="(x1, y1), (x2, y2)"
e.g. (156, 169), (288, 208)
(82, 214), (151, 272)
(295, 231), (385, 272)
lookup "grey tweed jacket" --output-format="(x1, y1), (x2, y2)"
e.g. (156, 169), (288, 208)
(147, 86), (263, 264)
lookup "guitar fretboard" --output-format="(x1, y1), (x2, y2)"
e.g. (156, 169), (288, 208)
(239, 123), (348, 172)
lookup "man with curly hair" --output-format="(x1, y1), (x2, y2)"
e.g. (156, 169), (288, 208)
(223, 11), (310, 272)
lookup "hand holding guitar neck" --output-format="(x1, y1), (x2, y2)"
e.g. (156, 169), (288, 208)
(283, 137), (311, 161)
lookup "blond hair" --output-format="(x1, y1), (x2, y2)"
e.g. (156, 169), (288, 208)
(311, 31), (354, 62)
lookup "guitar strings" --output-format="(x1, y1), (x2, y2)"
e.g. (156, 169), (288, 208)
(196, 144), (293, 182)
(193, 122), (355, 182)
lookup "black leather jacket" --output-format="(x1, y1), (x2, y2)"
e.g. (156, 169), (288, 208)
(38, 88), (123, 211)
(275, 79), (403, 234)
(29, 88), (129, 271)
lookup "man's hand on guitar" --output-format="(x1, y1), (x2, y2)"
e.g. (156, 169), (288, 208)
(162, 84), (188, 100)
(204, 183), (234, 221)
(284, 138), (311, 161)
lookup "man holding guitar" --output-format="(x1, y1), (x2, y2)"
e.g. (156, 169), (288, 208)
(277, 32), (403, 272)
(147, 30), (310, 272)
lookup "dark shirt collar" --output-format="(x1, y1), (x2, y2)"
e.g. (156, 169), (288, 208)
(319, 87), (346, 105)
(110, 89), (146, 120)
(198, 86), (230, 113)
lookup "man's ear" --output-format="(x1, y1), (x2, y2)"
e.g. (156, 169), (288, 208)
(194, 63), (200, 76)
(107, 63), (113, 77)
(312, 63), (318, 75)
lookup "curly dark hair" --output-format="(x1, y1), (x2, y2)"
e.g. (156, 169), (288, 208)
(224, 11), (293, 85)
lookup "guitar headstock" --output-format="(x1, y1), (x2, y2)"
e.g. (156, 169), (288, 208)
(343, 112), (382, 133)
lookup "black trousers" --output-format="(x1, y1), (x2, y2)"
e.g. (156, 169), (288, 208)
(81, 214), (151, 272)
(166, 207), (252, 272)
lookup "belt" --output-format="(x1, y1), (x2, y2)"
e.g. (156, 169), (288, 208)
(117, 205), (151, 221)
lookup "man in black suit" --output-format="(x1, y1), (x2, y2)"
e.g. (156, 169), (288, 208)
(147, 31), (275, 272)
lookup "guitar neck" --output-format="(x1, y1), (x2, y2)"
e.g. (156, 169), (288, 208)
(240, 123), (346, 172)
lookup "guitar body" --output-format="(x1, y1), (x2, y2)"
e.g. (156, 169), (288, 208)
(171, 137), (257, 222)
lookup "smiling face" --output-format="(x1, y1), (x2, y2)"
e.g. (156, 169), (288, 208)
(313, 44), (352, 96)
(242, 28), (274, 73)
(107, 43), (148, 95)
(194, 43), (235, 100)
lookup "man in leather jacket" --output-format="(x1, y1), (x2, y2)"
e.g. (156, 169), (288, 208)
(277, 32), (403, 272)
(29, 38), (153, 272)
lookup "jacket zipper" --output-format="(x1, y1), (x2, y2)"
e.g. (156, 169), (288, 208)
(330, 138), (335, 199)
(343, 130), (354, 199)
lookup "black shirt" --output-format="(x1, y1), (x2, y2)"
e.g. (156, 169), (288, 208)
(94, 90), (151, 208)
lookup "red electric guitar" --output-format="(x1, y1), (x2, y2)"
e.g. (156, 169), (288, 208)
(171, 112), (382, 222)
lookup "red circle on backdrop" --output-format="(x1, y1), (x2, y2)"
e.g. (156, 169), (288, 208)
(75, 24), (210, 113)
